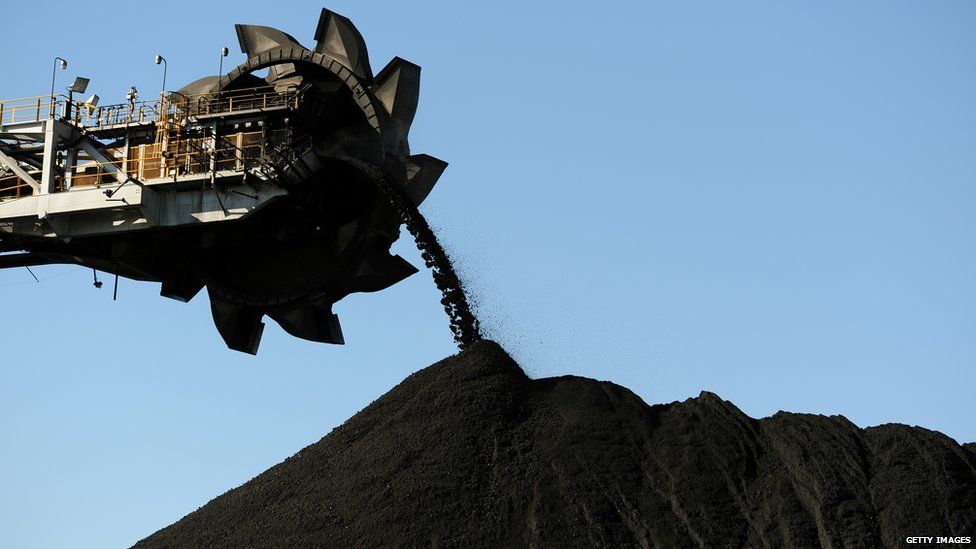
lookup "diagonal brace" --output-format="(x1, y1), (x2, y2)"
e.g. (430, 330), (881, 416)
(77, 136), (135, 185)
(0, 148), (40, 192)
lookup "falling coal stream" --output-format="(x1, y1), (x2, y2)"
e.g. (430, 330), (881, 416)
(344, 158), (482, 349)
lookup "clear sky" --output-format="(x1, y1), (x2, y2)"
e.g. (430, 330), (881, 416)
(1, 1), (974, 547)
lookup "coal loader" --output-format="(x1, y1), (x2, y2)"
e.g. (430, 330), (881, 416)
(0, 7), (480, 354)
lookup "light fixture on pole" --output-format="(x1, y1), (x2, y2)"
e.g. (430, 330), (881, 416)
(154, 54), (167, 93)
(50, 57), (68, 117)
(218, 47), (229, 87)
(65, 77), (90, 120)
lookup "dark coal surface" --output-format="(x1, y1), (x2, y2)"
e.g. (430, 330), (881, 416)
(135, 341), (976, 548)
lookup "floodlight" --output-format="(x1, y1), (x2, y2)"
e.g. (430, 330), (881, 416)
(68, 77), (89, 94)
(84, 94), (99, 115)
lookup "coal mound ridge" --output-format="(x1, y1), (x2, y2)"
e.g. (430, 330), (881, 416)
(135, 341), (976, 548)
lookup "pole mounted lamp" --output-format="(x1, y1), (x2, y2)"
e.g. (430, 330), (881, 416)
(65, 77), (90, 121)
(218, 47), (229, 88)
(50, 57), (68, 117)
(154, 55), (167, 93)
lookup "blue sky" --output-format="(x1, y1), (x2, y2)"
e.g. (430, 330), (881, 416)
(1, 1), (974, 547)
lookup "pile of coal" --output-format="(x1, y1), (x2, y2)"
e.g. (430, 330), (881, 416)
(135, 341), (976, 548)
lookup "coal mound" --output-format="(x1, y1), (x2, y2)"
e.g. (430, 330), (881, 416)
(135, 341), (976, 548)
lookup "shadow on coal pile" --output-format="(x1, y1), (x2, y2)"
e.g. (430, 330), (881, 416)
(134, 340), (976, 548)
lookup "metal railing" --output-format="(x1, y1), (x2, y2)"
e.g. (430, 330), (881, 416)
(0, 83), (296, 203)
(1, 136), (266, 201)
(0, 171), (38, 199)
(0, 94), (158, 127)
(82, 101), (160, 127)
(0, 85), (299, 129)
(174, 85), (301, 118)
(0, 95), (64, 126)
(62, 133), (265, 189)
